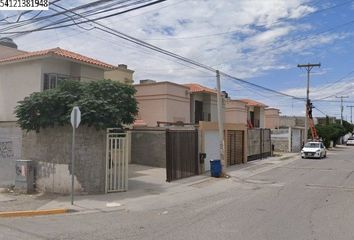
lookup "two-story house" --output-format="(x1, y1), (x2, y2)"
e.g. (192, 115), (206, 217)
(238, 99), (268, 128)
(0, 46), (134, 124)
(134, 81), (220, 127)
(183, 83), (218, 124)
(134, 80), (191, 126)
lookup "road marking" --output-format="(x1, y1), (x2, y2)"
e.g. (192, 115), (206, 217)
(0, 208), (69, 218)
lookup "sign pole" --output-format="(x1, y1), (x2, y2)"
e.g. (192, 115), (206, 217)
(70, 106), (81, 205)
(71, 109), (76, 205)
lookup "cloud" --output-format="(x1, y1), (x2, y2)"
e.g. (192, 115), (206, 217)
(3, 0), (352, 116)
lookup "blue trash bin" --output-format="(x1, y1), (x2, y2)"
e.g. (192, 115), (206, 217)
(210, 159), (222, 177)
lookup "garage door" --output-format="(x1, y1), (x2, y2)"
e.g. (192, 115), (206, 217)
(227, 130), (244, 165)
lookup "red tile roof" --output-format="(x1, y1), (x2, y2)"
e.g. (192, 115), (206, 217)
(238, 99), (268, 107)
(0, 47), (116, 69)
(183, 83), (217, 94)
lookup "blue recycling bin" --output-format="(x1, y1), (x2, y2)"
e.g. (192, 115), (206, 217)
(210, 159), (222, 178)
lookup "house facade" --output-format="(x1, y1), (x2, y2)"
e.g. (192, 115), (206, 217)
(104, 64), (134, 84)
(183, 83), (218, 124)
(224, 99), (248, 125)
(0, 47), (133, 123)
(238, 99), (267, 128)
(265, 108), (280, 129)
(134, 80), (191, 126)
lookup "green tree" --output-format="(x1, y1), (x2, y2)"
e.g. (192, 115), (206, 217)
(15, 80), (138, 132)
(315, 123), (347, 147)
(342, 120), (354, 133)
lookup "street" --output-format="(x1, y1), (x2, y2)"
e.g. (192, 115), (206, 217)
(1, 146), (354, 240)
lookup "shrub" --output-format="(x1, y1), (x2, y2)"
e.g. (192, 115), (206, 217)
(15, 80), (138, 132)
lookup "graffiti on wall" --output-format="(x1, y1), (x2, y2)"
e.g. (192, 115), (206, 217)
(0, 141), (14, 159)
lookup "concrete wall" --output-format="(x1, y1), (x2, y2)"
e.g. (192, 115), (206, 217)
(135, 82), (190, 126)
(271, 128), (290, 152)
(271, 127), (304, 152)
(291, 128), (303, 152)
(22, 126), (106, 194)
(280, 116), (297, 128)
(130, 130), (166, 168)
(280, 116), (318, 128)
(0, 126), (22, 187)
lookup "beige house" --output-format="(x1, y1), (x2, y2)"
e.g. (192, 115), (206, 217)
(134, 80), (190, 126)
(134, 82), (221, 127)
(0, 47), (133, 123)
(104, 64), (134, 84)
(238, 99), (268, 128)
(265, 108), (280, 129)
(183, 83), (218, 124)
(224, 99), (248, 125)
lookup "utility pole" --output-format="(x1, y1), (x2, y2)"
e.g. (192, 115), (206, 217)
(297, 63), (321, 143)
(347, 105), (354, 124)
(216, 70), (225, 174)
(336, 96), (349, 125)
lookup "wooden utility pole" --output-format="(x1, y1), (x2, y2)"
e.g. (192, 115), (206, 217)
(336, 96), (349, 125)
(347, 105), (354, 124)
(297, 63), (321, 143)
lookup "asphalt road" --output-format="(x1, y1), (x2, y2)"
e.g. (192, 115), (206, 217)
(2, 146), (354, 240)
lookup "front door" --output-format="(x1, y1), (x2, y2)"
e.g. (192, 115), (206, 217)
(195, 100), (203, 123)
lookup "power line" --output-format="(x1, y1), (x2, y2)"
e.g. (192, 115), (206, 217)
(46, 3), (309, 100)
(0, 0), (168, 35)
(314, 69), (354, 93)
(2, 0), (350, 107)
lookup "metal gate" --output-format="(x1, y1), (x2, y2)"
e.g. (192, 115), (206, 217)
(226, 130), (244, 165)
(105, 129), (128, 193)
(248, 129), (272, 161)
(166, 129), (199, 182)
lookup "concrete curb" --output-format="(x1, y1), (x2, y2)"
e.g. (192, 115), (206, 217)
(0, 208), (69, 218)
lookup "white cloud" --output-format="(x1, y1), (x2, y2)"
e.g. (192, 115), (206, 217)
(3, 0), (352, 115)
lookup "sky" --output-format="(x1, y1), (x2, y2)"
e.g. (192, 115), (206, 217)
(1, 0), (354, 119)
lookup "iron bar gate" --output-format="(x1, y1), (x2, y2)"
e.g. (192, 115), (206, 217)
(105, 129), (128, 193)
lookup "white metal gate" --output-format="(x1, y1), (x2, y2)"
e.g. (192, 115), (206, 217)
(105, 129), (128, 193)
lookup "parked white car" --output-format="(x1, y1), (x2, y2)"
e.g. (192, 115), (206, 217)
(301, 142), (327, 159)
(347, 137), (354, 146)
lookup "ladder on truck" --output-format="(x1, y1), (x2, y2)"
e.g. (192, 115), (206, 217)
(307, 100), (319, 140)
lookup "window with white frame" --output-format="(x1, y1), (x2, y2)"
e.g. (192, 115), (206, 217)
(43, 73), (80, 90)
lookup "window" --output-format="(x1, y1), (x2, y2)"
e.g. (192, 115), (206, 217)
(43, 73), (80, 90)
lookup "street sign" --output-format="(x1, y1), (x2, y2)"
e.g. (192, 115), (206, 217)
(70, 106), (81, 128)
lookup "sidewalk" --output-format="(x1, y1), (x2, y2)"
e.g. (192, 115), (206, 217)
(0, 152), (299, 216)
